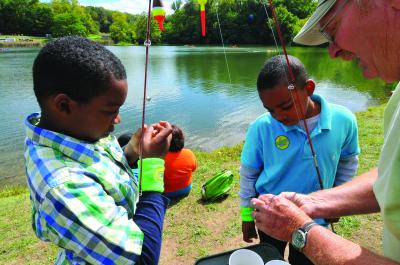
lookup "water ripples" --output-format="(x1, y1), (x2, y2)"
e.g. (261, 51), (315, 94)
(0, 46), (387, 185)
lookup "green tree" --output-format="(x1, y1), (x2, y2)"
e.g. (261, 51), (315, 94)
(0, 0), (317, 44)
(269, 5), (300, 43)
(109, 12), (134, 43)
(171, 0), (183, 11)
(134, 14), (162, 44)
(273, 0), (318, 19)
(51, 12), (88, 36)
(163, 1), (200, 44)
(85, 6), (113, 33)
(162, 0), (314, 45)
(0, 0), (40, 35)
(50, 0), (98, 35)
(29, 3), (53, 36)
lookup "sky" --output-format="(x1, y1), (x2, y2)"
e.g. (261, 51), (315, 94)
(41, 0), (175, 15)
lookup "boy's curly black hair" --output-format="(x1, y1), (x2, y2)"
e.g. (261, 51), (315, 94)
(169, 125), (185, 152)
(33, 36), (126, 108)
(257, 55), (308, 92)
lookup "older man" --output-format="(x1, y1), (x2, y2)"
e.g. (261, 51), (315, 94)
(252, 0), (400, 264)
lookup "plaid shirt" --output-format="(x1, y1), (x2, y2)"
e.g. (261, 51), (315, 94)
(24, 113), (143, 265)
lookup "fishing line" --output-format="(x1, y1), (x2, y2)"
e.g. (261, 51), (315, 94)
(262, 2), (302, 126)
(262, 2), (280, 54)
(215, 2), (233, 89)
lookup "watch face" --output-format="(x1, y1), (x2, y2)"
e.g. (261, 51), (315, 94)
(292, 230), (306, 249)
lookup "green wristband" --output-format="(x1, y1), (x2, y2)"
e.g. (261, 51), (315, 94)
(240, 206), (254, 222)
(138, 158), (165, 193)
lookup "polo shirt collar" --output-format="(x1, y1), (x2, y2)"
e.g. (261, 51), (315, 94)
(25, 113), (100, 165)
(280, 93), (332, 132)
(313, 94), (332, 130)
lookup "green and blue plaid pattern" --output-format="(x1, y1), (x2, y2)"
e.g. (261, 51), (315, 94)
(25, 113), (143, 265)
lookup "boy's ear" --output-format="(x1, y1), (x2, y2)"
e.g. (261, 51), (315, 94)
(53, 94), (73, 114)
(305, 79), (316, 96)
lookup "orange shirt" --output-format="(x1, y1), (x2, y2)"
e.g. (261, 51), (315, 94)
(164, 148), (197, 193)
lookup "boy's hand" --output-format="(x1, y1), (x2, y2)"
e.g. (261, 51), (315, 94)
(125, 128), (142, 164)
(144, 121), (172, 158)
(125, 121), (172, 161)
(242, 221), (258, 243)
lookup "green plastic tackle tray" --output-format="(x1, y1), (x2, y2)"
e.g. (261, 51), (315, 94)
(194, 243), (283, 265)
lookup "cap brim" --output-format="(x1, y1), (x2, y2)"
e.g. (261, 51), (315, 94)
(293, 0), (337, 45)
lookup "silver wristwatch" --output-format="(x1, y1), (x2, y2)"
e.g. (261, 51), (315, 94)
(291, 221), (318, 251)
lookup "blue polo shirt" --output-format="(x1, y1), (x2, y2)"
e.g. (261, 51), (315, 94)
(241, 94), (360, 195)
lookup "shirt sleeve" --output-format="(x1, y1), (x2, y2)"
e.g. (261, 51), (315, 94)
(241, 122), (264, 170)
(41, 175), (148, 264)
(133, 192), (169, 265)
(334, 155), (359, 186)
(239, 164), (261, 207)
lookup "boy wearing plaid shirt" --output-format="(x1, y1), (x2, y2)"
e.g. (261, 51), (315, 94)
(24, 36), (172, 265)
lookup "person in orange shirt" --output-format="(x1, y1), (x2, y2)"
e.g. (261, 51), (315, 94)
(163, 125), (197, 199)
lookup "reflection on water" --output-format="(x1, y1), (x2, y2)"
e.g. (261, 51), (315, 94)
(0, 46), (391, 185)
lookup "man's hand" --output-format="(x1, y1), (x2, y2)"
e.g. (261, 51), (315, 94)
(242, 221), (258, 243)
(279, 192), (316, 217)
(251, 194), (312, 242)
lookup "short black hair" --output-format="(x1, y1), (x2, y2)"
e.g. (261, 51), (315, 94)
(33, 36), (126, 108)
(169, 124), (185, 152)
(257, 55), (308, 92)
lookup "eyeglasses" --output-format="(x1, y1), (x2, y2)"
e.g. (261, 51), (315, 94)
(319, 0), (350, 44)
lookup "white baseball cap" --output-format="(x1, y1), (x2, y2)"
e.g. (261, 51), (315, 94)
(293, 0), (337, 45)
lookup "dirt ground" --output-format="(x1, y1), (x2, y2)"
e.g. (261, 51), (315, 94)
(348, 213), (383, 255)
(159, 213), (383, 265)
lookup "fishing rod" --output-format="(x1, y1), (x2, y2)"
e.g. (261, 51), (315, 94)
(265, 0), (336, 232)
(138, 0), (153, 196)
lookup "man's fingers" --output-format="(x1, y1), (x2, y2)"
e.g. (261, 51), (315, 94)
(251, 198), (265, 211)
(258, 194), (275, 204)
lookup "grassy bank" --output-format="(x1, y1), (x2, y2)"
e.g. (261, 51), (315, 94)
(0, 35), (47, 48)
(0, 34), (113, 48)
(0, 105), (385, 265)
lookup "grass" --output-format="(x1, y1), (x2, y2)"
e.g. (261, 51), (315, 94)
(87, 34), (102, 40)
(0, 35), (47, 48)
(0, 34), (113, 48)
(0, 105), (385, 264)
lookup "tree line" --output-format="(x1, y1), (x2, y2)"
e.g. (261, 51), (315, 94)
(0, 0), (316, 45)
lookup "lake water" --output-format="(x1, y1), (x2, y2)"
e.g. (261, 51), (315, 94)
(0, 46), (391, 186)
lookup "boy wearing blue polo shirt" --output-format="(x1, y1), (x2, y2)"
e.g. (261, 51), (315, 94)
(239, 55), (360, 265)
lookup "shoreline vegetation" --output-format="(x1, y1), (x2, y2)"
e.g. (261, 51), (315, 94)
(0, 0), (317, 47)
(0, 104), (385, 264)
(0, 34), (114, 48)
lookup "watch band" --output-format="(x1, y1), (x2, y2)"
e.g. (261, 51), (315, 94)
(300, 221), (318, 251)
(302, 221), (318, 233)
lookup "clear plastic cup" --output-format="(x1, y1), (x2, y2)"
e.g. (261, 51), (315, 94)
(265, 260), (291, 265)
(229, 249), (264, 265)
